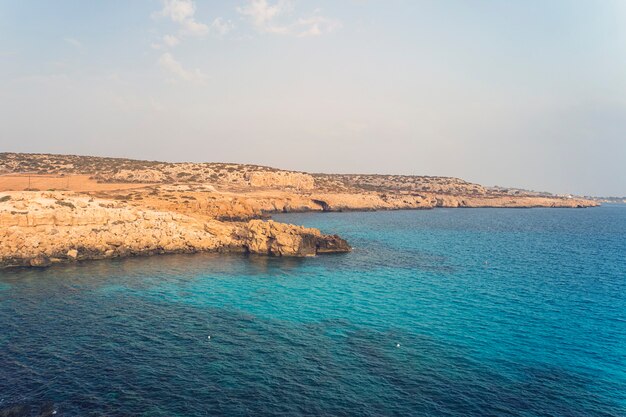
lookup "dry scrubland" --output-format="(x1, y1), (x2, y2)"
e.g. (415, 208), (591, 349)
(0, 153), (596, 268)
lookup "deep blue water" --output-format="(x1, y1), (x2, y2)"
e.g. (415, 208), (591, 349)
(1, 206), (625, 417)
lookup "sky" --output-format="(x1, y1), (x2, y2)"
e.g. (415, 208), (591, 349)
(1, 0), (625, 196)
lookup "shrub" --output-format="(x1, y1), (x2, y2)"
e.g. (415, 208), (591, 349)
(55, 200), (76, 209)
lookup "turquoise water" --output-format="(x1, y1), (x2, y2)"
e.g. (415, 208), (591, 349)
(1, 206), (625, 416)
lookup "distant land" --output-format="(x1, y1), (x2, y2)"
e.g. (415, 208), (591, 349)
(0, 152), (598, 268)
(586, 196), (626, 204)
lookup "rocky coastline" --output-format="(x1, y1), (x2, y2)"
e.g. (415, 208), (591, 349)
(0, 153), (598, 269)
(0, 192), (350, 268)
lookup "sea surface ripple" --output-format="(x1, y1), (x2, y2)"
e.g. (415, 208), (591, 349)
(1, 206), (625, 416)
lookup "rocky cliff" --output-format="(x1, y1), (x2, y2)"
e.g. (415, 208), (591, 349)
(0, 192), (350, 268)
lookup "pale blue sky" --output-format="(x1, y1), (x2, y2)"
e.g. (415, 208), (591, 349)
(1, 0), (625, 196)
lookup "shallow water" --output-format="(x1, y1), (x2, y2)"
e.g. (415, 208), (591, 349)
(1, 206), (625, 416)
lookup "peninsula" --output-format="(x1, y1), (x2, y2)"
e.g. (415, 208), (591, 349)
(0, 153), (597, 268)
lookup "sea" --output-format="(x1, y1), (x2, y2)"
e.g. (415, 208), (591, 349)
(0, 206), (625, 416)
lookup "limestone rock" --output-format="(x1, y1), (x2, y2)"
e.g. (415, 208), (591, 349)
(0, 192), (350, 268)
(245, 171), (315, 190)
(244, 220), (350, 257)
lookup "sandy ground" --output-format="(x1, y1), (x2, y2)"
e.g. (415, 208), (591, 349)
(0, 175), (151, 192)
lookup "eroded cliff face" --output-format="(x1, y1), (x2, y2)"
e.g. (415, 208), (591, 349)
(0, 192), (351, 268)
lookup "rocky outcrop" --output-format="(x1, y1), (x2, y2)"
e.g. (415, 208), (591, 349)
(0, 192), (350, 268)
(245, 171), (315, 190)
(0, 192), (222, 267)
(111, 169), (165, 183)
(244, 220), (350, 257)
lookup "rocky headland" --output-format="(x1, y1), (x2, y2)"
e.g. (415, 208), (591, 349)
(0, 192), (350, 268)
(0, 153), (598, 268)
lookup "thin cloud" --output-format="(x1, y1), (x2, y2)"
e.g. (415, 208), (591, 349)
(181, 18), (209, 37)
(210, 18), (235, 38)
(237, 0), (339, 37)
(153, 0), (209, 37)
(163, 34), (180, 47)
(152, 0), (213, 81)
(63, 37), (82, 48)
(237, 0), (292, 34)
(296, 16), (341, 37)
(158, 52), (206, 83)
